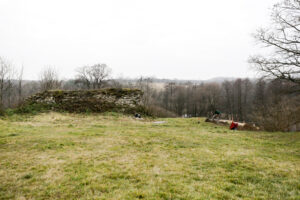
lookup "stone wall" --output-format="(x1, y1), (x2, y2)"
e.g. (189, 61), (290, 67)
(25, 88), (144, 113)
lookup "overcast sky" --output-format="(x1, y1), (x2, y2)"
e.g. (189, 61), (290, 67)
(0, 0), (278, 80)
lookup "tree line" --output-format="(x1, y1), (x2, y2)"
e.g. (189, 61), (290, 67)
(0, 0), (299, 131)
(0, 61), (114, 110)
(0, 57), (299, 131)
(136, 77), (299, 131)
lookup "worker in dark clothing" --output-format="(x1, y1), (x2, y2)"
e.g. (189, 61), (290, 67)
(212, 110), (221, 120)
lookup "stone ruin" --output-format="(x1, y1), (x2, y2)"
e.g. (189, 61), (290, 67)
(25, 88), (145, 114)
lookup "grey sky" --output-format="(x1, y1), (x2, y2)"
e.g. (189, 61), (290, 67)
(0, 0), (278, 80)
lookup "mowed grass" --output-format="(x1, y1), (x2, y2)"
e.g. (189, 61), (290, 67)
(0, 112), (299, 200)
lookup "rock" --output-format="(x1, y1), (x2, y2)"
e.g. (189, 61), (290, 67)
(153, 121), (166, 124)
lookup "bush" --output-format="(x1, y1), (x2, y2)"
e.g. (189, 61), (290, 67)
(14, 103), (51, 115)
(0, 108), (5, 116)
(253, 98), (300, 131)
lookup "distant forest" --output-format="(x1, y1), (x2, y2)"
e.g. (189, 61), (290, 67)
(1, 0), (300, 131)
(0, 60), (299, 131)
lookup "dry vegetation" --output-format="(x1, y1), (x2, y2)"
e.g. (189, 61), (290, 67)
(0, 112), (299, 199)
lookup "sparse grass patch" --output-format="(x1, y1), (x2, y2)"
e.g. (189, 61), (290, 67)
(0, 112), (299, 199)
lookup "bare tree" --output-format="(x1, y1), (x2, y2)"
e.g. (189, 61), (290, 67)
(242, 78), (253, 121)
(222, 81), (234, 119)
(163, 82), (176, 111)
(173, 85), (186, 116)
(234, 79), (243, 121)
(0, 57), (14, 108)
(205, 83), (221, 114)
(17, 65), (24, 104)
(75, 66), (92, 89)
(75, 64), (111, 89)
(136, 77), (155, 107)
(249, 0), (300, 87)
(39, 67), (61, 91)
(6, 67), (15, 107)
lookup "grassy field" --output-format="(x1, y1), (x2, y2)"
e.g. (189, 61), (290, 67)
(0, 112), (299, 200)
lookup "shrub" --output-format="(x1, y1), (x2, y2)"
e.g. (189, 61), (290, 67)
(0, 108), (5, 116)
(14, 103), (51, 115)
(253, 98), (300, 131)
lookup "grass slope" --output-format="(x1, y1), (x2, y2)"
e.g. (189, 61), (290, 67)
(0, 112), (299, 200)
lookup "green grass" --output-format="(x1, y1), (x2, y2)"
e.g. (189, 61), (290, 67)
(0, 112), (299, 200)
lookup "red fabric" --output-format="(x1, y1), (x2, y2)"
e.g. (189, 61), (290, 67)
(230, 121), (238, 129)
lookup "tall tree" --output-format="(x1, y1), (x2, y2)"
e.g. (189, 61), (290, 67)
(39, 67), (61, 91)
(249, 0), (300, 88)
(76, 64), (111, 89)
(18, 65), (24, 104)
(136, 77), (154, 107)
(0, 57), (13, 108)
(242, 78), (253, 121)
(234, 79), (243, 121)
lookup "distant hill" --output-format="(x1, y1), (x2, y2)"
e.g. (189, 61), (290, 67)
(115, 77), (245, 84)
(202, 77), (238, 83)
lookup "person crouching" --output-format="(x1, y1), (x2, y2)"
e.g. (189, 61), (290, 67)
(230, 121), (238, 130)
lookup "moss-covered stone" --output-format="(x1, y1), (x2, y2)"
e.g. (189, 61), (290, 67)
(22, 88), (145, 114)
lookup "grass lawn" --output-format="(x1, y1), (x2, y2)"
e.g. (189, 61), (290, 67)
(0, 112), (299, 200)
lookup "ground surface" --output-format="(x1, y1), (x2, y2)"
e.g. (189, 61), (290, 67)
(0, 112), (299, 200)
